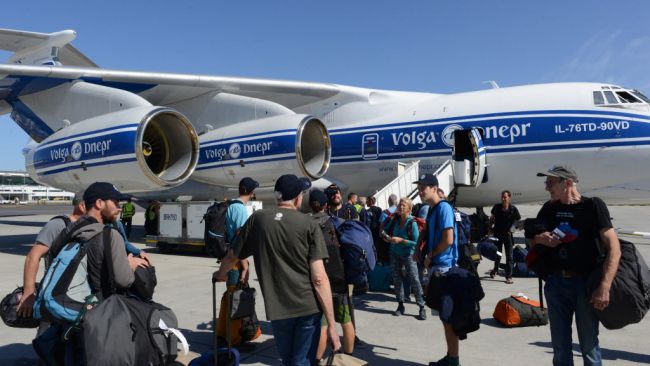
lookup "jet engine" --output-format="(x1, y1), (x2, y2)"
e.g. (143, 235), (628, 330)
(25, 106), (199, 193)
(192, 114), (331, 187)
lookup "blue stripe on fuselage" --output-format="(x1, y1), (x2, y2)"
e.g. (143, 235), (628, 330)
(329, 113), (650, 161)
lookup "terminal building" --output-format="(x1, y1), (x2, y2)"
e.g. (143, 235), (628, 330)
(0, 171), (74, 203)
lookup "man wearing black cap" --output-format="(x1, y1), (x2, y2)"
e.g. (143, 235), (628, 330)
(309, 189), (356, 360)
(414, 173), (460, 366)
(79, 182), (146, 297)
(532, 166), (620, 366)
(214, 175), (341, 365)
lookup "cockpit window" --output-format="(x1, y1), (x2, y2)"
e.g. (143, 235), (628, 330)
(632, 90), (650, 103)
(603, 91), (618, 104)
(593, 91), (605, 105)
(616, 91), (641, 103)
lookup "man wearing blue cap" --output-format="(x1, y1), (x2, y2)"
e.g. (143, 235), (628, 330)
(214, 175), (341, 365)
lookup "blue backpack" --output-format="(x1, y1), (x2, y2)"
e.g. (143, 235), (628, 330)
(335, 220), (376, 286)
(456, 210), (472, 246)
(34, 225), (109, 322)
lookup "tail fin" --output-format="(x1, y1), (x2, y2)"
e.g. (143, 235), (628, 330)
(0, 28), (97, 67)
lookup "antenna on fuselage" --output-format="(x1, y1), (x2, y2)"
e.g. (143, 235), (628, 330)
(483, 80), (500, 89)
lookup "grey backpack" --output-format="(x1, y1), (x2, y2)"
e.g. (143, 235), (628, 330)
(83, 295), (188, 365)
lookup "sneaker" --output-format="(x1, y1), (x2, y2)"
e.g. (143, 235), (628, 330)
(393, 302), (405, 316)
(505, 278), (514, 284)
(417, 306), (427, 320)
(489, 270), (496, 278)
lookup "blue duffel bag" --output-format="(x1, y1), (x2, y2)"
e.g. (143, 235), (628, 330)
(368, 263), (392, 292)
(477, 237), (501, 262)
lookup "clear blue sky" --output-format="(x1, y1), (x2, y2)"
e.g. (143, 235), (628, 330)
(2, 1), (649, 171)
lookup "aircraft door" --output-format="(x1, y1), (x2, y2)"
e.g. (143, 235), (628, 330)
(452, 128), (486, 187)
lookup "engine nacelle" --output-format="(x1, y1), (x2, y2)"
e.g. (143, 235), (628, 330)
(193, 114), (331, 187)
(26, 106), (199, 193)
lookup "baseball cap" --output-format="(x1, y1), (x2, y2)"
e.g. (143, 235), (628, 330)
(83, 182), (128, 206)
(274, 174), (312, 201)
(239, 177), (259, 193)
(413, 173), (439, 186)
(536, 165), (578, 182)
(309, 189), (328, 206)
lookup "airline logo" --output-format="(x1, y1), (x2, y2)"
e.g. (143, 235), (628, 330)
(441, 124), (463, 147)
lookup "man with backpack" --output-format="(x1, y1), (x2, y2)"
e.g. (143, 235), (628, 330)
(414, 173), (460, 366)
(489, 190), (521, 284)
(77, 182), (148, 297)
(531, 166), (620, 366)
(225, 177), (257, 284)
(17, 194), (86, 333)
(214, 177), (258, 346)
(32, 182), (147, 364)
(214, 174), (341, 365)
(309, 189), (356, 360)
(325, 184), (359, 221)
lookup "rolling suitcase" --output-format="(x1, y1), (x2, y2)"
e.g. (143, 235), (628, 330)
(188, 280), (240, 366)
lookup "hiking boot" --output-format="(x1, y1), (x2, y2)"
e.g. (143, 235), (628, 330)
(417, 306), (427, 320)
(429, 355), (460, 366)
(429, 355), (449, 366)
(393, 302), (405, 316)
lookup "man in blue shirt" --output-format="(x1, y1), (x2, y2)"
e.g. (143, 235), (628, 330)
(225, 177), (258, 285)
(414, 173), (460, 366)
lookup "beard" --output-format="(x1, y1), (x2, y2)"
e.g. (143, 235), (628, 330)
(101, 209), (118, 224)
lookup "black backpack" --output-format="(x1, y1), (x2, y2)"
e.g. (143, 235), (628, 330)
(203, 201), (243, 259)
(316, 215), (347, 294)
(587, 238), (650, 330)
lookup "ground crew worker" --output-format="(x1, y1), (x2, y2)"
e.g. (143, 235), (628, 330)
(120, 197), (136, 239)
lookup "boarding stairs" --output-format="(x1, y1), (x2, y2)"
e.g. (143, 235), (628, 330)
(373, 127), (488, 209)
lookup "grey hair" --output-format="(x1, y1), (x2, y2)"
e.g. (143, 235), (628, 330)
(388, 194), (398, 206)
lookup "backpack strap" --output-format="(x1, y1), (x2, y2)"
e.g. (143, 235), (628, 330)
(405, 217), (415, 241)
(103, 226), (116, 296)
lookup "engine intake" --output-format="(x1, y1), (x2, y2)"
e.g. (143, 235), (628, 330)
(26, 106), (199, 193)
(193, 114), (331, 187)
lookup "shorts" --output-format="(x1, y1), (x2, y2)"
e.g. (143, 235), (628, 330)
(321, 293), (352, 325)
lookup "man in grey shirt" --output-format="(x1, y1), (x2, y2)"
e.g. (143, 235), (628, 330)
(214, 174), (341, 366)
(17, 194), (86, 320)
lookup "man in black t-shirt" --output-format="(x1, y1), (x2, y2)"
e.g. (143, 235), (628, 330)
(531, 166), (620, 366)
(489, 190), (521, 284)
(214, 175), (341, 365)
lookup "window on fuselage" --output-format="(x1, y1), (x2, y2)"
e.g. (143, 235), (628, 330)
(593, 91), (605, 105)
(616, 91), (641, 104)
(603, 91), (618, 104)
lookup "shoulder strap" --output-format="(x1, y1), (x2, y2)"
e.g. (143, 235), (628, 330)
(406, 217), (415, 241)
(103, 226), (116, 296)
(51, 215), (71, 227)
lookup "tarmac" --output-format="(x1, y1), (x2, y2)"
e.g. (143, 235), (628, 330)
(0, 203), (649, 366)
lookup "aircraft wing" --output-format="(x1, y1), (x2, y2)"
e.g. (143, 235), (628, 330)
(0, 29), (98, 68)
(0, 63), (344, 109)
